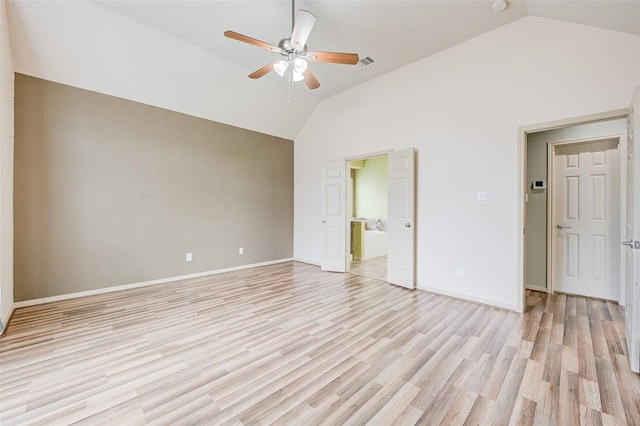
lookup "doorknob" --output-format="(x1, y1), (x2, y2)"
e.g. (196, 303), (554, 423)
(405, 223), (411, 228)
(622, 240), (633, 247)
(557, 224), (572, 229)
(322, 220), (326, 224)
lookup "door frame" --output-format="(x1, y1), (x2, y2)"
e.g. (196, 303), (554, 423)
(546, 136), (626, 301)
(518, 108), (628, 313)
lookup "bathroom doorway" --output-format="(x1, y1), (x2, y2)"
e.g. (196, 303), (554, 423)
(348, 154), (389, 281)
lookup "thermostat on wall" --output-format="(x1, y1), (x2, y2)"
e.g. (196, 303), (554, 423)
(532, 180), (546, 190)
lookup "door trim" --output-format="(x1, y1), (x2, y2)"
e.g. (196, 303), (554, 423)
(518, 109), (628, 313)
(546, 136), (625, 300)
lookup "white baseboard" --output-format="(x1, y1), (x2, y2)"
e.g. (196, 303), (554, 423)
(293, 257), (321, 267)
(295, 261), (519, 311)
(12, 258), (294, 309)
(417, 284), (520, 312)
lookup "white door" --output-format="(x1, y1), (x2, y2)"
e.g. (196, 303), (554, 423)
(387, 148), (415, 288)
(624, 87), (640, 373)
(552, 139), (619, 300)
(321, 161), (346, 272)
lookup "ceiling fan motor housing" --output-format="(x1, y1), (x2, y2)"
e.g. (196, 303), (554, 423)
(278, 37), (308, 56)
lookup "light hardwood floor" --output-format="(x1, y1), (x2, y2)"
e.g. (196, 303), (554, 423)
(350, 255), (387, 282)
(1, 261), (639, 425)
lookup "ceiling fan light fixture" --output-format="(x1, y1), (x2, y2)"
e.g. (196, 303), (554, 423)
(293, 57), (308, 73)
(292, 70), (305, 82)
(491, 0), (508, 13)
(274, 60), (288, 76)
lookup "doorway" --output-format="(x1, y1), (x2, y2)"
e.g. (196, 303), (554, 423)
(321, 148), (415, 289)
(348, 155), (389, 281)
(520, 93), (640, 372)
(522, 114), (628, 303)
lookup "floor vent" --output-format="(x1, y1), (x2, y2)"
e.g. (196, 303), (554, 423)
(357, 56), (376, 69)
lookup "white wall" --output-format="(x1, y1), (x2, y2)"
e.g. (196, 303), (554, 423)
(0, 0), (15, 333)
(294, 17), (640, 310)
(6, 1), (317, 141)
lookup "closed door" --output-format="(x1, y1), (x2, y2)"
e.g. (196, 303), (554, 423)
(552, 139), (619, 300)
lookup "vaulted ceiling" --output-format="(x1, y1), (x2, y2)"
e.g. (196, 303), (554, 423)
(6, 1), (639, 139)
(97, 0), (640, 100)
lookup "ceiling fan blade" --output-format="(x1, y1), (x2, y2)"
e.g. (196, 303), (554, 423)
(290, 10), (316, 51)
(249, 62), (277, 79)
(307, 51), (360, 65)
(224, 30), (280, 52)
(303, 69), (320, 90)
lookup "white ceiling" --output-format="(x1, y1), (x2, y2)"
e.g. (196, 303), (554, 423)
(93, 1), (640, 99)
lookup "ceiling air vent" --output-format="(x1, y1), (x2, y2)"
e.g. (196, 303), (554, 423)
(357, 56), (376, 69)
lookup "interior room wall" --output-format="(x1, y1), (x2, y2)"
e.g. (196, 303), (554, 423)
(0, 0), (15, 332)
(354, 156), (388, 219)
(525, 118), (627, 290)
(294, 17), (640, 310)
(14, 74), (293, 302)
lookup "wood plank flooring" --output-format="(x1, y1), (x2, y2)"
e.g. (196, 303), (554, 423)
(350, 256), (387, 282)
(1, 261), (639, 425)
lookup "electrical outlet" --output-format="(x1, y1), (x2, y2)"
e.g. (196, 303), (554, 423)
(186, 253), (192, 262)
(457, 267), (465, 277)
(239, 247), (244, 255)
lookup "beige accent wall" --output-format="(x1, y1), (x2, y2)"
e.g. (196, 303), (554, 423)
(14, 74), (293, 302)
(525, 118), (627, 289)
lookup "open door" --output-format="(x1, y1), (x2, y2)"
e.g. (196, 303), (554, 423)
(624, 87), (640, 373)
(387, 148), (415, 288)
(321, 161), (346, 272)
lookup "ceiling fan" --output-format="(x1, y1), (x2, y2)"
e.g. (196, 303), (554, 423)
(224, 0), (359, 92)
